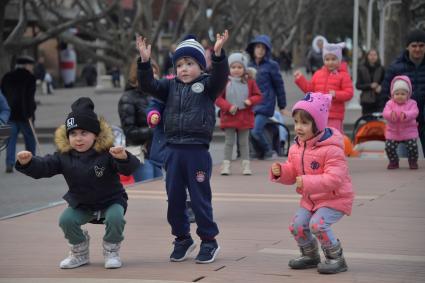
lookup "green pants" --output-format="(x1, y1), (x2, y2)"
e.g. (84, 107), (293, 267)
(59, 203), (126, 245)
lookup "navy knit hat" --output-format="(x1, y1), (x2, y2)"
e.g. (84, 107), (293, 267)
(406, 29), (425, 46)
(172, 35), (207, 70)
(65, 97), (100, 136)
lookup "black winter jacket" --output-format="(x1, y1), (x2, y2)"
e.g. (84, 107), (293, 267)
(380, 51), (425, 123)
(118, 86), (153, 155)
(15, 118), (140, 212)
(137, 52), (229, 146)
(1, 68), (36, 121)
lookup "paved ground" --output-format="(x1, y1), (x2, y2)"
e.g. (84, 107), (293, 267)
(0, 159), (424, 283)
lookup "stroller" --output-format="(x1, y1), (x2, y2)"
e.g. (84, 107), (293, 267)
(351, 112), (386, 158)
(250, 116), (291, 158)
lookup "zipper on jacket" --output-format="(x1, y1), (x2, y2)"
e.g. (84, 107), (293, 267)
(179, 85), (185, 142)
(301, 141), (315, 210)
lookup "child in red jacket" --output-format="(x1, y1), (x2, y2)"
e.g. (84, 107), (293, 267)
(294, 43), (353, 133)
(216, 52), (262, 175)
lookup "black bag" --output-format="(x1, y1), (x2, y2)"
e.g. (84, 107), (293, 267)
(360, 90), (377, 104)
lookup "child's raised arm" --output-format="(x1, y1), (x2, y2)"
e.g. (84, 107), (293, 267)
(136, 35), (151, 63)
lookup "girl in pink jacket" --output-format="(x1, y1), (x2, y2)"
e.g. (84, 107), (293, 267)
(383, 75), (419, 170)
(270, 92), (354, 274)
(294, 43), (353, 133)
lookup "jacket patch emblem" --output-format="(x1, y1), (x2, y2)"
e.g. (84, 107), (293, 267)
(195, 170), (206, 182)
(94, 165), (106, 177)
(191, 82), (204, 93)
(310, 161), (320, 170)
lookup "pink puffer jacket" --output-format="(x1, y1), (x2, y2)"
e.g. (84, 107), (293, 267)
(270, 128), (354, 215)
(295, 66), (353, 120)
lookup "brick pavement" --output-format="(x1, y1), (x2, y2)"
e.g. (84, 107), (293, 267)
(1, 159), (424, 283)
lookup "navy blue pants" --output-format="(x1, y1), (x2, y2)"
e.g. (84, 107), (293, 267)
(164, 144), (219, 239)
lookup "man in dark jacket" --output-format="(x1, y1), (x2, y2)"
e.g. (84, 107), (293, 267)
(380, 29), (425, 157)
(1, 55), (37, 173)
(246, 35), (287, 159)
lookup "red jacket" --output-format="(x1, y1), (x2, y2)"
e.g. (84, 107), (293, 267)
(216, 78), (262, 129)
(295, 66), (353, 120)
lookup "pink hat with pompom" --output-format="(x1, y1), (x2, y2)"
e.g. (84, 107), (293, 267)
(292, 92), (332, 132)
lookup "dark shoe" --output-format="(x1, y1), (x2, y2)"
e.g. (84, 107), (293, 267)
(288, 239), (321, 269)
(5, 165), (13, 173)
(170, 237), (196, 262)
(195, 240), (220, 264)
(408, 160), (418, 170)
(387, 161), (399, 170)
(317, 241), (348, 274)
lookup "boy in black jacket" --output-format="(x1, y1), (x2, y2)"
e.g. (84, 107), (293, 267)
(136, 31), (229, 263)
(15, 97), (140, 269)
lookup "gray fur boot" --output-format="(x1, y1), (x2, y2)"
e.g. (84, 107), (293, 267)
(317, 241), (348, 274)
(288, 239), (321, 269)
(59, 230), (90, 269)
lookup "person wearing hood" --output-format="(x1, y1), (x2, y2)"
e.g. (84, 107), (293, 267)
(15, 97), (140, 269)
(246, 34), (287, 159)
(270, 92), (354, 274)
(306, 35), (328, 74)
(383, 76), (419, 169)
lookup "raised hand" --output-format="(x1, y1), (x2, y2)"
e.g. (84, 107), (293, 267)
(214, 30), (229, 56)
(271, 162), (281, 177)
(109, 146), (128, 160)
(136, 35), (151, 62)
(150, 113), (160, 125)
(17, 150), (33, 165)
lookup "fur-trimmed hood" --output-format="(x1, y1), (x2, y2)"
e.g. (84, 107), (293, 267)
(54, 117), (114, 153)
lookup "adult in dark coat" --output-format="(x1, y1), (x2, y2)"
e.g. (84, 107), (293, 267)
(356, 49), (385, 116)
(1, 55), (37, 173)
(118, 59), (162, 182)
(379, 29), (425, 156)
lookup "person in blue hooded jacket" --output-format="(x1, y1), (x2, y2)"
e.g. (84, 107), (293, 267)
(246, 35), (287, 159)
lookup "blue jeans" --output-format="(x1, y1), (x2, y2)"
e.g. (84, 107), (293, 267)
(6, 121), (36, 166)
(251, 114), (272, 153)
(289, 207), (344, 248)
(132, 158), (163, 182)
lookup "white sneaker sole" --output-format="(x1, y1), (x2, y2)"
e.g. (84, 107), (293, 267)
(59, 259), (89, 269)
(195, 246), (221, 264)
(170, 242), (196, 262)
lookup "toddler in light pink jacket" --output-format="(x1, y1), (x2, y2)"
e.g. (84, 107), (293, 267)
(270, 92), (354, 274)
(383, 75), (419, 170)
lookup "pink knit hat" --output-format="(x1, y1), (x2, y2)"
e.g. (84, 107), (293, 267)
(390, 75), (412, 98)
(292, 92), (332, 132)
(322, 42), (345, 62)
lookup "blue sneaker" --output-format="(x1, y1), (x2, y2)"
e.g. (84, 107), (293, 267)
(170, 238), (196, 262)
(195, 240), (220, 264)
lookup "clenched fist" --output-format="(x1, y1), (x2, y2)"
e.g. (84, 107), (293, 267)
(109, 146), (128, 160)
(271, 162), (281, 177)
(17, 151), (33, 165)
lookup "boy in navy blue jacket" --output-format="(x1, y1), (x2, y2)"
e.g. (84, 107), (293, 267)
(136, 31), (229, 263)
(15, 97), (140, 269)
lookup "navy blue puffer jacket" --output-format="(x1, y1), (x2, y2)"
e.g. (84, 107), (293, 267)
(246, 35), (287, 117)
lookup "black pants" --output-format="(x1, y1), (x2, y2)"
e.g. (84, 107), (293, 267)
(385, 139), (418, 162)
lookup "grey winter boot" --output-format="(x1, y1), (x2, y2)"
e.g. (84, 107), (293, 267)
(288, 239), (321, 269)
(59, 230), (90, 269)
(317, 241), (347, 274)
(221, 160), (231, 175)
(103, 241), (122, 269)
(241, 160), (252, 175)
